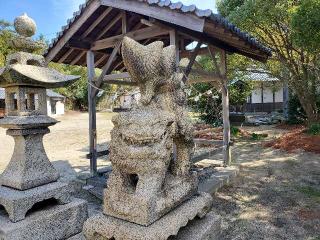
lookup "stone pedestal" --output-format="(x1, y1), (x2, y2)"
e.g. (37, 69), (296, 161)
(0, 198), (88, 240)
(0, 181), (70, 222)
(0, 127), (59, 190)
(84, 192), (216, 240)
(0, 12), (85, 240)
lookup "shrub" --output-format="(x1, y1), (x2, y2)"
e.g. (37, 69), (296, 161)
(307, 123), (320, 135)
(251, 133), (268, 141)
(231, 126), (240, 137)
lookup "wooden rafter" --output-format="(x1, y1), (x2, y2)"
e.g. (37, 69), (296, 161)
(100, 0), (205, 32)
(183, 41), (202, 83)
(91, 25), (169, 50)
(70, 51), (86, 65)
(95, 54), (109, 67)
(122, 10), (127, 34)
(96, 13), (123, 40)
(45, 0), (100, 63)
(93, 41), (122, 96)
(82, 7), (113, 39)
(58, 49), (73, 63)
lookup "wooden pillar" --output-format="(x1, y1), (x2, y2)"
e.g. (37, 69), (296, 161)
(169, 30), (180, 66)
(208, 46), (231, 166)
(87, 50), (98, 176)
(220, 50), (231, 166)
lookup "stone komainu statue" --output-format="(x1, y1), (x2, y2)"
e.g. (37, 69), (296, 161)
(104, 37), (198, 226)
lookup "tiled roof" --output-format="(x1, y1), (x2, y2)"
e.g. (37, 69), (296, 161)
(44, 0), (271, 57)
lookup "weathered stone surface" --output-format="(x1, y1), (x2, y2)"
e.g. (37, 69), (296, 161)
(0, 181), (71, 222)
(0, 198), (88, 240)
(14, 13), (36, 38)
(84, 193), (213, 240)
(198, 166), (239, 195)
(103, 37), (199, 227)
(0, 115), (58, 128)
(104, 171), (198, 226)
(67, 233), (86, 240)
(0, 127), (59, 190)
(85, 37), (214, 239)
(174, 211), (222, 240)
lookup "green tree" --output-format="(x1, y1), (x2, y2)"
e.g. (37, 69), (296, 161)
(0, 19), (111, 110)
(0, 20), (15, 66)
(217, 0), (320, 124)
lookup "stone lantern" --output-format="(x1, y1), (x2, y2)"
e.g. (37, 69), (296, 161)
(0, 14), (87, 240)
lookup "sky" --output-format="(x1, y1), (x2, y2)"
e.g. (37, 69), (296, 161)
(0, 0), (217, 41)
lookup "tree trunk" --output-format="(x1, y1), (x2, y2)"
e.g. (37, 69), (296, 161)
(294, 86), (319, 125)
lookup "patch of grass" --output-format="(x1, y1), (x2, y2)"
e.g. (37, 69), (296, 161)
(231, 126), (240, 137)
(251, 133), (268, 141)
(307, 123), (320, 135)
(297, 186), (320, 200)
(311, 236), (320, 240)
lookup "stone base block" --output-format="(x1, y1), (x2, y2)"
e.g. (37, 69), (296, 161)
(67, 233), (86, 240)
(0, 198), (88, 240)
(104, 173), (198, 226)
(0, 181), (71, 222)
(83, 192), (213, 240)
(174, 211), (221, 240)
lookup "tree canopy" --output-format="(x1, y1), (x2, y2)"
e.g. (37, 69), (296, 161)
(217, 0), (320, 124)
(0, 19), (113, 110)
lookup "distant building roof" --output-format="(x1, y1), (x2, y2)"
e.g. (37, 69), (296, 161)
(46, 89), (65, 98)
(246, 71), (279, 82)
(0, 88), (65, 100)
(231, 70), (279, 84)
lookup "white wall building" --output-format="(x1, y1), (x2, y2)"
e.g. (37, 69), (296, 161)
(231, 71), (288, 113)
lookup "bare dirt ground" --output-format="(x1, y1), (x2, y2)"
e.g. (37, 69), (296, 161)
(0, 114), (319, 239)
(0, 111), (116, 182)
(213, 126), (320, 240)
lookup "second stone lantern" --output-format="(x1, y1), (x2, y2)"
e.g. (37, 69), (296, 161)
(0, 14), (88, 240)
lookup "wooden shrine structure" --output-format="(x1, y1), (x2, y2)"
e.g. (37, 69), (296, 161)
(44, 0), (271, 176)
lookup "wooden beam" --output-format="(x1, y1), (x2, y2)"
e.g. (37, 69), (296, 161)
(95, 54), (109, 67)
(82, 7), (113, 38)
(183, 41), (202, 83)
(87, 50), (98, 176)
(180, 47), (208, 58)
(92, 25), (169, 51)
(96, 13), (123, 40)
(45, 0), (100, 63)
(122, 11), (127, 34)
(169, 29), (180, 67)
(103, 80), (137, 86)
(93, 42), (121, 96)
(70, 51), (86, 65)
(100, 0), (205, 32)
(209, 46), (231, 166)
(92, 25), (168, 51)
(58, 49), (73, 63)
(66, 38), (91, 50)
(103, 72), (130, 80)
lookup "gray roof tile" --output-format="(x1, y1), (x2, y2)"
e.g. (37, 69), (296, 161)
(44, 0), (272, 57)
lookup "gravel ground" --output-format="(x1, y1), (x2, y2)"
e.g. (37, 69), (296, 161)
(213, 127), (320, 240)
